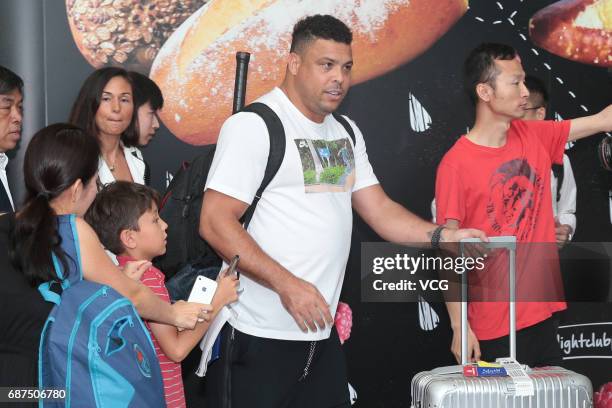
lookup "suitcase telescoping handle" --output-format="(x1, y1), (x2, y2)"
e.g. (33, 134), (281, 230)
(233, 51), (251, 114)
(459, 236), (517, 365)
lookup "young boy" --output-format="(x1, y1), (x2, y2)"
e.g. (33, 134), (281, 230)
(86, 181), (238, 408)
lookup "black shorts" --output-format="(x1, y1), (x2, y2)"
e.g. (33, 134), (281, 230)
(479, 313), (562, 367)
(205, 324), (350, 408)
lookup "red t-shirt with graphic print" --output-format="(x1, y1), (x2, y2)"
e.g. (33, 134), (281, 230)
(435, 119), (570, 340)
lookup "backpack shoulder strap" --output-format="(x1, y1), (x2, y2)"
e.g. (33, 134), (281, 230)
(239, 102), (286, 228)
(552, 163), (564, 202)
(332, 113), (356, 146)
(38, 214), (82, 304)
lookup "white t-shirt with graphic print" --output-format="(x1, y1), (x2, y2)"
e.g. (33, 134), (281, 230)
(205, 87), (378, 341)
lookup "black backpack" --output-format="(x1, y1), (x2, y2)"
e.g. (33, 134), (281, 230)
(154, 102), (356, 298)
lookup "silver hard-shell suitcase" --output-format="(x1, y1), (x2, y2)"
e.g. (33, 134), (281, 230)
(410, 237), (593, 408)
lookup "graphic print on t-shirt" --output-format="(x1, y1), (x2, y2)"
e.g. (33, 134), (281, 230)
(294, 137), (355, 193)
(486, 158), (544, 240)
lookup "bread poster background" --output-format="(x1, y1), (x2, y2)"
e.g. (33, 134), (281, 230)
(1, 0), (611, 406)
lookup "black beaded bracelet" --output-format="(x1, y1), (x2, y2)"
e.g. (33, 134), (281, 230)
(431, 225), (445, 250)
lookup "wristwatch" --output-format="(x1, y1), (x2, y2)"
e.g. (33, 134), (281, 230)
(431, 225), (445, 250)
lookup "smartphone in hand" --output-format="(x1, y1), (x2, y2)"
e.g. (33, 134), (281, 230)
(225, 255), (240, 278)
(188, 275), (218, 305)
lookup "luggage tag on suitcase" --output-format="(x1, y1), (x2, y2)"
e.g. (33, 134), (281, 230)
(497, 358), (535, 397)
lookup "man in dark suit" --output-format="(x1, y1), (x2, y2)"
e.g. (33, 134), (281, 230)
(0, 65), (23, 213)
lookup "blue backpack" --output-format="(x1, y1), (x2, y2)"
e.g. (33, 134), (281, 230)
(38, 215), (166, 407)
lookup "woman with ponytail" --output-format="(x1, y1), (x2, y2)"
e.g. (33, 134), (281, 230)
(0, 123), (209, 391)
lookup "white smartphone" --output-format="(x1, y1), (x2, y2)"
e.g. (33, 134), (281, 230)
(188, 275), (218, 304)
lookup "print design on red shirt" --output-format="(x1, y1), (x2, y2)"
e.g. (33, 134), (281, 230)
(486, 158), (544, 240)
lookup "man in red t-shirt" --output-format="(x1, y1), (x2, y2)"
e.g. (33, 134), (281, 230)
(435, 43), (612, 367)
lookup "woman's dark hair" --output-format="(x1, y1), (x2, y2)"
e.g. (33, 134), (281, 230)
(128, 71), (164, 112)
(69, 67), (139, 147)
(127, 71), (164, 147)
(9, 123), (100, 286)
